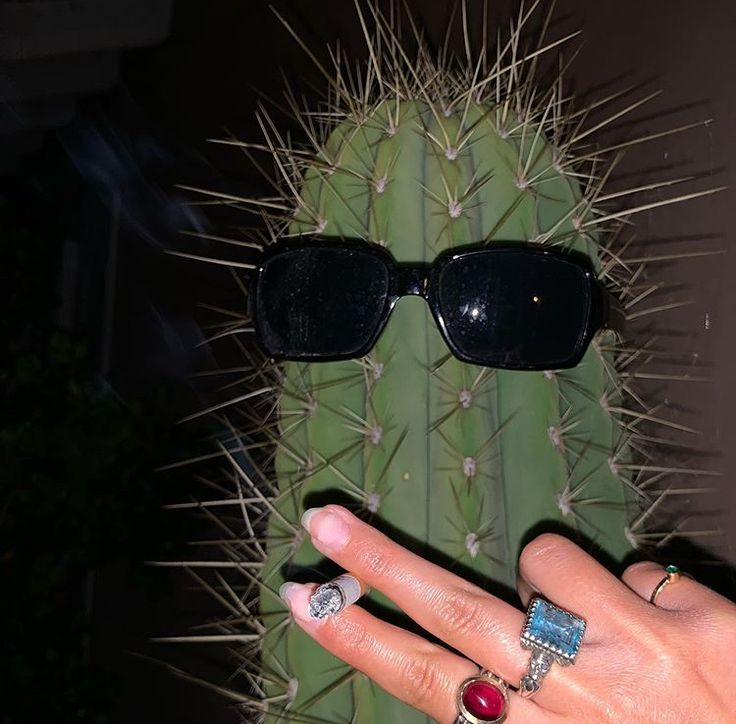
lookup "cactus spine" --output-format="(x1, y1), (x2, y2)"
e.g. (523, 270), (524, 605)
(162, 2), (721, 722)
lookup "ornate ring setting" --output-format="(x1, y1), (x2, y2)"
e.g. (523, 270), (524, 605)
(519, 597), (586, 698)
(455, 670), (509, 724)
(308, 574), (363, 619)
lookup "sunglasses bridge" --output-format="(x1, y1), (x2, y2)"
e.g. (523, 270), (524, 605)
(397, 263), (432, 298)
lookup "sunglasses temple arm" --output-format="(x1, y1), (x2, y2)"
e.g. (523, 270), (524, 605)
(602, 290), (626, 336)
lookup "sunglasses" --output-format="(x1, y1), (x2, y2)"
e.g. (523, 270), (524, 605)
(252, 238), (624, 371)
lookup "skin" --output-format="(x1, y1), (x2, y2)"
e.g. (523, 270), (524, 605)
(280, 504), (736, 723)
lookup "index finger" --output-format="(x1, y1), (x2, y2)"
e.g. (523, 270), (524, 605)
(301, 504), (530, 689)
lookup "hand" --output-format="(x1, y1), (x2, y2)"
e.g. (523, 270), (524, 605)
(279, 504), (736, 723)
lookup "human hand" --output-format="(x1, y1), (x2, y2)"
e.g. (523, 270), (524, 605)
(279, 504), (736, 723)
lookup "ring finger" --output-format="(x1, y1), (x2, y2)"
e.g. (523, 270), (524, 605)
(621, 561), (731, 612)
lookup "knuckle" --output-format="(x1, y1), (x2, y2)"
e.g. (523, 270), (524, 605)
(651, 643), (681, 682)
(621, 560), (658, 583)
(629, 612), (675, 658)
(519, 532), (569, 570)
(434, 588), (489, 641)
(696, 607), (736, 660)
(354, 540), (396, 581)
(398, 653), (444, 710)
(331, 615), (375, 656)
(712, 610), (736, 651)
(706, 606), (736, 637)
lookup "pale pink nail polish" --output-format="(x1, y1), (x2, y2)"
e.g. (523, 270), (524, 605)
(300, 507), (322, 533)
(280, 582), (320, 626)
(278, 582), (299, 605)
(310, 510), (350, 550)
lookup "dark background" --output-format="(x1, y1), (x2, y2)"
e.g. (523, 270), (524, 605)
(2, 2), (734, 722)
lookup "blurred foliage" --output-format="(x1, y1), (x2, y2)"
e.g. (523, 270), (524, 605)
(0, 195), (192, 723)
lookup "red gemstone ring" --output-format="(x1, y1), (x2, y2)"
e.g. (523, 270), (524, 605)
(455, 670), (509, 724)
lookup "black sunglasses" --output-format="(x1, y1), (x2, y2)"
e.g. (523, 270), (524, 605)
(252, 238), (624, 371)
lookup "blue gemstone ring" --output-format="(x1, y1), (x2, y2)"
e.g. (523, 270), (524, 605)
(518, 597), (587, 698)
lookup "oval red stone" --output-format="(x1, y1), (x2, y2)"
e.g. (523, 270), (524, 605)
(461, 680), (506, 721)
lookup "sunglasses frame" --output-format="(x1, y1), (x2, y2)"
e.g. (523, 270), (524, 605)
(252, 237), (624, 371)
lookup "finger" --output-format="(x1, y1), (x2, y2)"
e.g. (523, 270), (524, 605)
(518, 533), (645, 642)
(280, 581), (541, 724)
(516, 574), (539, 609)
(301, 505), (530, 688)
(621, 561), (729, 612)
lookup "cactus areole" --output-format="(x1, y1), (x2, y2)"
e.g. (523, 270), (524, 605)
(177, 2), (716, 722)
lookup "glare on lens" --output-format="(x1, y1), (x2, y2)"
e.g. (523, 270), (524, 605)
(459, 302), (487, 322)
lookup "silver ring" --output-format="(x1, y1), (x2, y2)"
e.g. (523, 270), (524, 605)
(519, 597), (586, 698)
(308, 574), (363, 619)
(455, 670), (509, 723)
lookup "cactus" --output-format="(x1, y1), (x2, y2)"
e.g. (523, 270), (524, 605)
(160, 2), (721, 722)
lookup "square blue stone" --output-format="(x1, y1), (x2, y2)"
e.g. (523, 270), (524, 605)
(522, 599), (586, 661)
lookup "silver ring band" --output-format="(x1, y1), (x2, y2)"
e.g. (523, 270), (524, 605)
(519, 648), (555, 698)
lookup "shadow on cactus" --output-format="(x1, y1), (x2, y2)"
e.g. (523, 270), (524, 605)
(160, 1), (722, 721)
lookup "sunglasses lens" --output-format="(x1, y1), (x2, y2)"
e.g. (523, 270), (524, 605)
(437, 251), (591, 369)
(256, 245), (390, 359)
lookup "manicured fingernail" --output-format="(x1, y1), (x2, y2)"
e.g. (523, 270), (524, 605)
(307, 509), (350, 550)
(280, 581), (319, 626)
(278, 582), (299, 605)
(301, 507), (321, 533)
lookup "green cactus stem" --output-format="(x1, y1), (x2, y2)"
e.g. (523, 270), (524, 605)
(157, 2), (722, 722)
(261, 87), (632, 724)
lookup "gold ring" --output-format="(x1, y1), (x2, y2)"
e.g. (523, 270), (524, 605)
(649, 565), (690, 605)
(455, 670), (509, 723)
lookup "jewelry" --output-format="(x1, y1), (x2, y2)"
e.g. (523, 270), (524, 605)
(455, 670), (509, 724)
(308, 574), (363, 620)
(650, 564), (690, 605)
(519, 597), (586, 698)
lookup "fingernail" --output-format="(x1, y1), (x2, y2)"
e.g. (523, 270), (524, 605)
(280, 581), (319, 626)
(278, 581), (298, 605)
(300, 507), (321, 533)
(306, 509), (350, 550)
